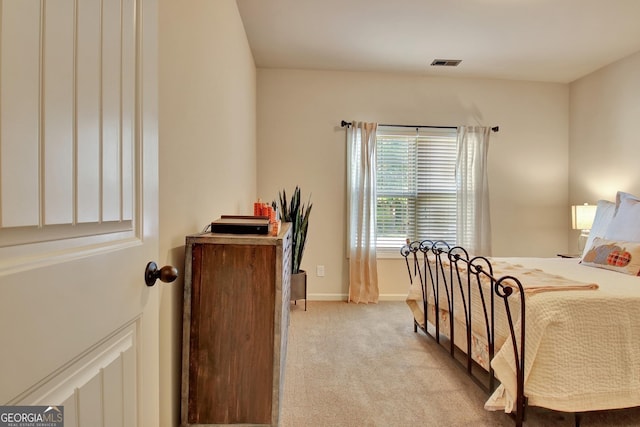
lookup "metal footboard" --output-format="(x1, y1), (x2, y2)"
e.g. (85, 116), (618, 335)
(401, 240), (527, 427)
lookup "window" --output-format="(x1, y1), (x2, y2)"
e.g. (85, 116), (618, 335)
(376, 126), (457, 252)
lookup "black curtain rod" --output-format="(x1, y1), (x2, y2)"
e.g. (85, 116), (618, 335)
(340, 120), (499, 133)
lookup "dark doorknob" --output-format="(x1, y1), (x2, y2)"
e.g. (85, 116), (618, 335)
(145, 261), (178, 286)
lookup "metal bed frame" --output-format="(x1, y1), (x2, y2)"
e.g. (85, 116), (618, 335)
(401, 240), (527, 427)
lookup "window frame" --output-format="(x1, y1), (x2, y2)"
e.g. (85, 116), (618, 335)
(375, 126), (458, 258)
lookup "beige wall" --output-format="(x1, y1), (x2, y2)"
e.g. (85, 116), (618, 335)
(569, 51), (640, 252)
(256, 69), (569, 301)
(158, 1), (256, 425)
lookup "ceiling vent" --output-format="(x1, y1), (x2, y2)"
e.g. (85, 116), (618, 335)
(430, 59), (462, 67)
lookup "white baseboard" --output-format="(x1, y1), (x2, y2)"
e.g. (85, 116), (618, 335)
(306, 293), (407, 302)
(377, 294), (408, 301)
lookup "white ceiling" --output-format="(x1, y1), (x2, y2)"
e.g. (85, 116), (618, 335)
(236, 0), (640, 83)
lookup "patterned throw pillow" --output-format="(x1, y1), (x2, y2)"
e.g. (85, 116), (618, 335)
(581, 237), (640, 276)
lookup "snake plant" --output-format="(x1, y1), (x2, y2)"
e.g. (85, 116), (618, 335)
(278, 186), (312, 274)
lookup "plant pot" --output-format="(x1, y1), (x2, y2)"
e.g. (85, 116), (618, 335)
(290, 270), (307, 310)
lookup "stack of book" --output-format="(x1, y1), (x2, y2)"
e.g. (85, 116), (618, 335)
(212, 199), (281, 235)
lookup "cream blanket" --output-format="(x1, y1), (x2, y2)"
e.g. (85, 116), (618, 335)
(407, 258), (597, 345)
(434, 258), (598, 294)
(406, 257), (640, 414)
(491, 260), (598, 294)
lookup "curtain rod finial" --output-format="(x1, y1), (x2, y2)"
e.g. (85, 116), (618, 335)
(341, 120), (352, 128)
(491, 126), (499, 132)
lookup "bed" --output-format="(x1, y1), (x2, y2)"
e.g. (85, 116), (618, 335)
(403, 192), (640, 426)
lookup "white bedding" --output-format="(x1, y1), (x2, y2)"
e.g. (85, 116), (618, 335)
(490, 257), (640, 413)
(406, 256), (640, 414)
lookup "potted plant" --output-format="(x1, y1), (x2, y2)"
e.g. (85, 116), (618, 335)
(278, 186), (312, 308)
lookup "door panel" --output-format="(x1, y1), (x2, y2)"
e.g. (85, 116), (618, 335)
(43, 0), (74, 225)
(0, 0), (40, 227)
(8, 320), (138, 426)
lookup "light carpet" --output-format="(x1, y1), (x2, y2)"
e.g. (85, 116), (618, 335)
(280, 301), (640, 427)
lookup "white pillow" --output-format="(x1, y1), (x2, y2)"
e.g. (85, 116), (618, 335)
(582, 199), (616, 258)
(605, 197), (640, 242)
(615, 191), (640, 214)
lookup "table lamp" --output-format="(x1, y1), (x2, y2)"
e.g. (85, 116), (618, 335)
(572, 203), (597, 252)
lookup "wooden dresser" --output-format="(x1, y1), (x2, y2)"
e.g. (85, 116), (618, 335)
(181, 223), (292, 426)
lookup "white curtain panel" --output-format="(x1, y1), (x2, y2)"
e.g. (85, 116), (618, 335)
(456, 126), (492, 255)
(347, 121), (379, 303)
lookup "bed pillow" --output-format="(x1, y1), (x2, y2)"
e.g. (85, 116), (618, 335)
(615, 191), (640, 214)
(581, 199), (615, 258)
(581, 237), (640, 276)
(605, 197), (640, 242)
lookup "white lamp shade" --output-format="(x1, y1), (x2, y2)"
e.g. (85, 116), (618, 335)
(572, 204), (597, 230)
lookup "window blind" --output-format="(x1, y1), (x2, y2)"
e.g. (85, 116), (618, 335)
(376, 126), (457, 250)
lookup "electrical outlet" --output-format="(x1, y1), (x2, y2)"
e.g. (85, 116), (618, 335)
(316, 265), (325, 277)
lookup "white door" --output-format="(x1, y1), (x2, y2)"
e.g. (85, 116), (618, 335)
(0, 0), (161, 425)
